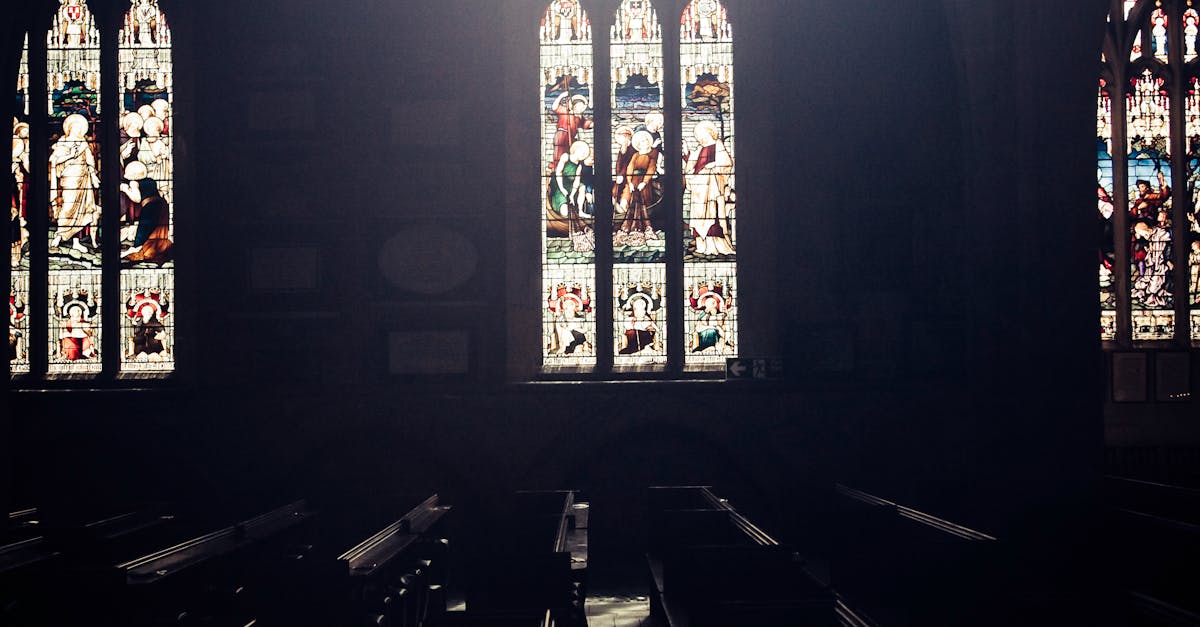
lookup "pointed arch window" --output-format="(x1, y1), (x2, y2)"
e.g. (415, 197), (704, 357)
(538, 0), (739, 375)
(9, 0), (178, 382)
(1099, 0), (1200, 346)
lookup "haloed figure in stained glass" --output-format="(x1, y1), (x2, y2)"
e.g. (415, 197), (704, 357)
(685, 121), (734, 256)
(551, 91), (593, 165)
(548, 283), (593, 356)
(614, 130), (661, 246)
(57, 288), (98, 362)
(126, 288), (169, 362)
(549, 140), (596, 252)
(617, 283), (662, 355)
(49, 114), (100, 253)
(689, 279), (731, 354)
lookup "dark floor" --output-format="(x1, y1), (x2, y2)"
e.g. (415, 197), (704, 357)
(585, 595), (653, 627)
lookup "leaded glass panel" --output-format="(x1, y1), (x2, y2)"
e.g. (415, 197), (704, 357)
(544, 264), (596, 364)
(1099, 80), (1116, 340)
(1186, 9), (1199, 63)
(1188, 77), (1200, 341)
(542, 0), (597, 367)
(1151, 9), (1168, 63)
(48, 270), (101, 373)
(681, 0), (736, 367)
(613, 264), (665, 366)
(685, 262), (736, 365)
(47, 0), (102, 374)
(1127, 69), (1174, 341)
(119, 0), (174, 372)
(611, 0), (665, 262)
(11, 36), (30, 373)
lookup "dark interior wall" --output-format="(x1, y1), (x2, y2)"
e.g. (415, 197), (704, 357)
(4, 0), (1112, 592)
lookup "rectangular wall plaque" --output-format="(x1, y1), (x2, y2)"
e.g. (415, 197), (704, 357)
(1112, 352), (1148, 403)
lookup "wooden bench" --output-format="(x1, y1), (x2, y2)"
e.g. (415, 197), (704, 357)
(646, 485), (843, 627)
(1106, 476), (1200, 622)
(440, 490), (587, 627)
(110, 499), (316, 625)
(831, 484), (998, 625)
(1, 503), (190, 625)
(323, 493), (452, 626)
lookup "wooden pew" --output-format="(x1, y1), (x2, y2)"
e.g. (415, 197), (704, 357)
(1106, 476), (1200, 622)
(831, 484), (998, 625)
(438, 490), (587, 627)
(0, 535), (61, 625)
(646, 485), (842, 627)
(1, 504), (189, 626)
(339, 494), (451, 627)
(110, 499), (316, 626)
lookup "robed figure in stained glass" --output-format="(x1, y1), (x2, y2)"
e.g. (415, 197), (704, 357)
(614, 130), (661, 246)
(551, 90), (592, 165)
(1132, 217), (1173, 308)
(617, 283), (662, 355)
(125, 288), (169, 362)
(1190, 235), (1200, 303)
(8, 290), (24, 362)
(548, 140), (596, 252)
(57, 289), (98, 361)
(689, 279), (731, 354)
(49, 114), (100, 252)
(120, 164), (172, 264)
(548, 283), (593, 356)
(685, 121), (734, 256)
(11, 119), (29, 267)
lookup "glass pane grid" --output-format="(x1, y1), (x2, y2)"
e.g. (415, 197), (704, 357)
(119, 0), (176, 374)
(684, 262), (736, 366)
(10, 272), (30, 374)
(1098, 79), (1115, 340)
(611, 1), (666, 271)
(1127, 69), (1173, 340)
(544, 264), (597, 367)
(48, 270), (102, 374)
(121, 269), (174, 371)
(542, 1), (597, 368)
(613, 264), (666, 366)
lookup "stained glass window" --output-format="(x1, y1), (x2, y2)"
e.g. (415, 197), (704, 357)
(535, 0), (740, 373)
(1127, 69), (1174, 341)
(681, 0), (736, 366)
(1100, 1), (1200, 345)
(1189, 79), (1200, 340)
(1099, 80), (1116, 340)
(10, 36), (30, 374)
(118, 0), (174, 372)
(612, 0), (666, 366)
(47, 0), (103, 374)
(9, 0), (179, 381)
(541, 0), (597, 367)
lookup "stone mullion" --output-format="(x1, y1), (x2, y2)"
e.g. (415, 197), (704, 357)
(663, 0), (684, 373)
(100, 0), (121, 377)
(29, 7), (51, 377)
(594, 7), (615, 373)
